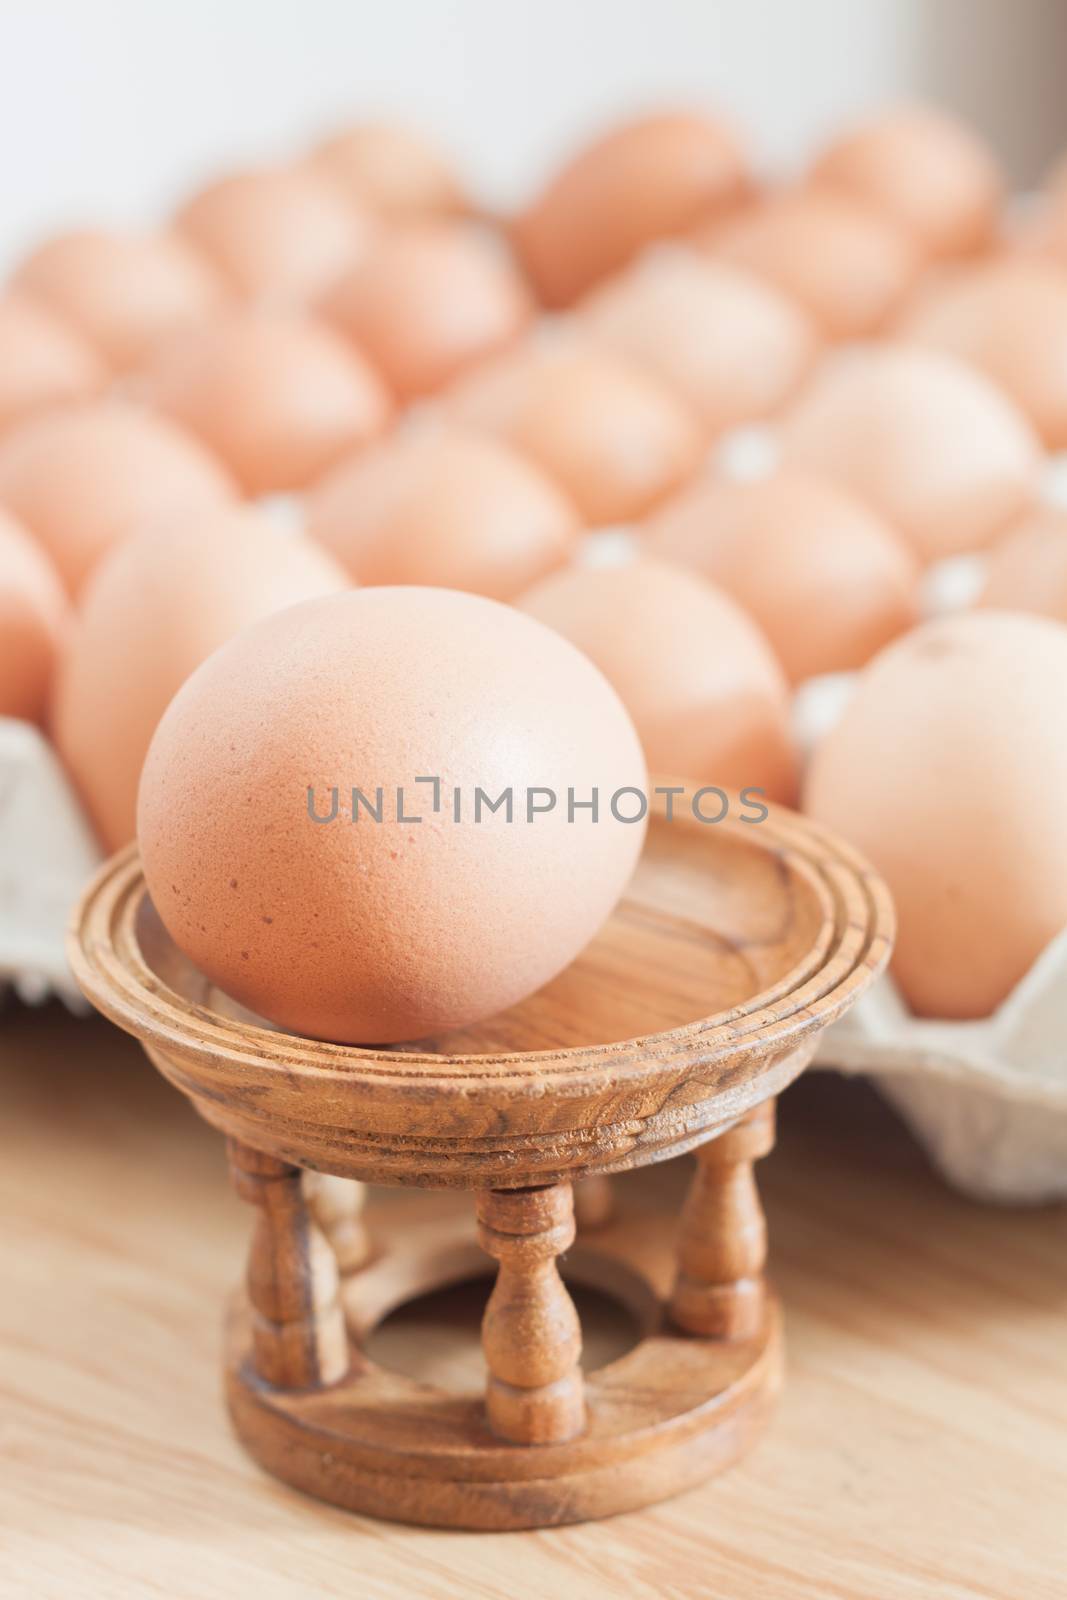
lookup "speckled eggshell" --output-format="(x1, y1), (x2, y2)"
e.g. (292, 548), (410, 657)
(512, 111), (750, 307)
(0, 401), (237, 596)
(978, 507), (1067, 621)
(810, 105), (1002, 260)
(779, 345), (1040, 562)
(137, 588), (648, 1044)
(53, 505), (350, 851)
(805, 611), (1067, 1018)
(0, 507), (69, 724)
(580, 249), (818, 433)
(311, 122), (467, 220)
(645, 471), (920, 682)
(12, 228), (227, 370)
(899, 258), (1067, 448)
(0, 293), (105, 436)
(321, 223), (531, 400)
(141, 310), (391, 494)
(517, 558), (797, 802)
(448, 344), (703, 524)
(176, 166), (375, 303)
(307, 425), (580, 598)
(703, 187), (921, 338)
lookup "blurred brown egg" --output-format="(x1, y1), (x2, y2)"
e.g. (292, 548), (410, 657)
(0, 507), (69, 724)
(978, 507), (1067, 620)
(311, 121), (467, 219)
(176, 166), (374, 302)
(806, 612), (1067, 1017)
(449, 343), (703, 523)
(811, 105), (1001, 260)
(11, 228), (226, 370)
(581, 249), (817, 432)
(898, 257), (1067, 447)
(53, 505), (349, 851)
(321, 223), (531, 400)
(645, 471), (920, 683)
(780, 345), (1040, 562)
(138, 587), (647, 1043)
(703, 187), (921, 338)
(0, 401), (236, 596)
(0, 293), (104, 436)
(512, 110), (750, 307)
(307, 425), (579, 597)
(517, 557), (797, 801)
(142, 309), (391, 494)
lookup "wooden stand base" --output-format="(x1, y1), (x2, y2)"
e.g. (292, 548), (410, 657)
(70, 806), (892, 1532)
(224, 1178), (783, 1530)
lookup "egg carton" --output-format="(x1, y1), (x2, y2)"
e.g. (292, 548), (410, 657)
(793, 662), (1067, 1204)
(0, 718), (100, 1012)
(814, 943), (1067, 1203)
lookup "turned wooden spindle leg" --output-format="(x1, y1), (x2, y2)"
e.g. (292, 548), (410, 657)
(228, 1139), (349, 1389)
(669, 1100), (776, 1340)
(573, 1173), (615, 1231)
(303, 1172), (371, 1273)
(476, 1184), (585, 1445)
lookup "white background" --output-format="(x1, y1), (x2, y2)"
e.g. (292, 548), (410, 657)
(2, 0), (1067, 268)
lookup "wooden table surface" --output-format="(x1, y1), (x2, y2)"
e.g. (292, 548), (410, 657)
(3, 1001), (1065, 1600)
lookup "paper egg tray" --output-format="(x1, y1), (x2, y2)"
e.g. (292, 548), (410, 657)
(5, 706), (1067, 1204)
(814, 943), (1067, 1204)
(0, 718), (99, 1012)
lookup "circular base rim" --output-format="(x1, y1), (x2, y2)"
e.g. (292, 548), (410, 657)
(223, 1292), (783, 1530)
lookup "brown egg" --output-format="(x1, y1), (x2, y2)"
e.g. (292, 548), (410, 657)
(899, 258), (1067, 448)
(176, 166), (374, 302)
(0, 507), (69, 723)
(138, 587), (647, 1043)
(448, 344), (703, 524)
(512, 110), (750, 308)
(978, 507), (1067, 620)
(53, 505), (349, 851)
(321, 223), (531, 400)
(517, 558), (797, 801)
(0, 293), (105, 436)
(11, 228), (226, 370)
(780, 345), (1040, 562)
(311, 121), (466, 219)
(811, 105), (1001, 260)
(806, 612), (1067, 1017)
(703, 187), (921, 338)
(0, 401), (236, 596)
(581, 249), (817, 432)
(645, 472), (920, 682)
(142, 309), (391, 494)
(307, 425), (580, 598)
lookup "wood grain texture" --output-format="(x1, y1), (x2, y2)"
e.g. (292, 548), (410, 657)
(227, 1139), (349, 1390)
(64, 798), (891, 1529)
(68, 800), (893, 1187)
(303, 1173), (370, 1274)
(223, 1164), (782, 1528)
(669, 1102), (775, 1339)
(476, 1184), (586, 1446)
(3, 1006), (1066, 1597)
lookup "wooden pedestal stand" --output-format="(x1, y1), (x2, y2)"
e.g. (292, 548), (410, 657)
(70, 801), (891, 1529)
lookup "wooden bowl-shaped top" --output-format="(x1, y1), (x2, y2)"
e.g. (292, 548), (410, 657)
(69, 798), (892, 1187)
